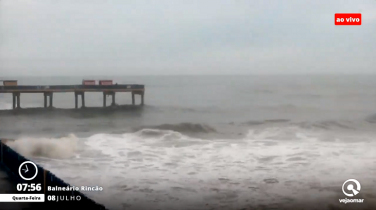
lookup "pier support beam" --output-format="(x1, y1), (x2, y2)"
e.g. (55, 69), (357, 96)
(75, 93), (78, 109)
(49, 93), (53, 108)
(112, 92), (115, 106)
(103, 92), (115, 107)
(131, 91), (144, 105)
(43, 92), (53, 108)
(74, 92), (85, 108)
(16, 93), (20, 109)
(12, 93), (16, 109)
(81, 92), (85, 108)
(103, 92), (106, 107)
(44, 93), (47, 108)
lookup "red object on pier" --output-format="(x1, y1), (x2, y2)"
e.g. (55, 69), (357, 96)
(2, 80), (18, 86)
(99, 80), (113, 85)
(82, 80), (96, 85)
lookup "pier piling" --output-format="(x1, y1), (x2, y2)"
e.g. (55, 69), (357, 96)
(103, 92), (106, 107)
(44, 93), (47, 108)
(16, 93), (20, 108)
(102, 92), (116, 107)
(12, 93), (16, 109)
(74, 93), (78, 109)
(131, 91), (144, 105)
(102, 92), (117, 107)
(112, 92), (115, 106)
(74, 92), (85, 108)
(132, 92), (135, 105)
(81, 92), (85, 108)
(49, 93), (53, 108)
(43, 92), (53, 108)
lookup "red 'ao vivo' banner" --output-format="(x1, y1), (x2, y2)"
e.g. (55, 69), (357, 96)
(335, 13), (361, 25)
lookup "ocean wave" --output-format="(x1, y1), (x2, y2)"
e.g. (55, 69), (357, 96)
(296, 120), (356, 130)
(245, 126), (314, 141)
(258, 104), (323, 112)
(242, 119), (363, 131)
(133, 123), (217, 134)
(134, 129), (186, 141)
(86, 129), (205, 154)
(239, 88), (275, 94)
(242, 119), (290, 126)
(145, 105), (221, 113)
(76, 127), (376, 210)
(365, 114), (376, 123)
(284, 93), (322, 98)
(4, 134), (78, 159)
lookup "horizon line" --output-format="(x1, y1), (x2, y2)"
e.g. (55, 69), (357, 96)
(1, 73), (376, 77)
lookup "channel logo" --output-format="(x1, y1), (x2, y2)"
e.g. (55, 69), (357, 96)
(339, 179), (364, 204)
(342, 179), (361, 197)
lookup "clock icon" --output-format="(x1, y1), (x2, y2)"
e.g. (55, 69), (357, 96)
(18, 161), (38, 181)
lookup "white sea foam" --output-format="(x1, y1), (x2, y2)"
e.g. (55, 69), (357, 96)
(31, 127), (376, 210)
(6, 134), (78, 159)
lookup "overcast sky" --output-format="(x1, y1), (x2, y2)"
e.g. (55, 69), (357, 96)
(1, 0), (375, 76)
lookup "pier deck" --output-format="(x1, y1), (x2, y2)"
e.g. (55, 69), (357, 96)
(0, 84), (144, 93)
(0, 84), (145, 109)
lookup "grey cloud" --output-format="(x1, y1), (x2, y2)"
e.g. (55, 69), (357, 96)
(0, 0), (375, 76)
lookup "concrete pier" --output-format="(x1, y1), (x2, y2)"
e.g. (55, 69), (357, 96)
(0, 81), (145, 109)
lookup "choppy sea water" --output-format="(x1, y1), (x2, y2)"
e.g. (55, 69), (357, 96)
(1, 75), (376, 209)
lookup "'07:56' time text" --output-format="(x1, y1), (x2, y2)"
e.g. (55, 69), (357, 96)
(17, 183), (42, 191)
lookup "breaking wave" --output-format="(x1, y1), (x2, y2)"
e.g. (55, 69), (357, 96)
(4, 123), (376, 209)
(5, 134), (78, 159)
(296, 120), (356, 130)
(73, 126), (376, 210)
(242, 118), (374, 132)
(366, 114), (376, 123)
(242, 119), (290, 126)
(133, 123), (217, 134)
